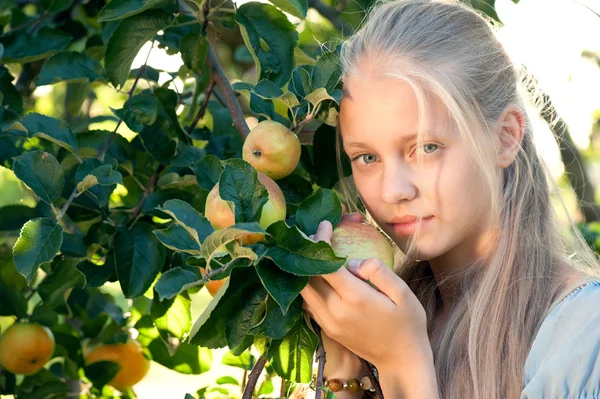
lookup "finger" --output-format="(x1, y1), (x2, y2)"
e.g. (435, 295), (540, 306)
(308, 275), (343, 308)
(341, 203), (347, 214)
(347, 257), (407, 305)
(300, 283), (333, 328)
(313, 220), (333, 244)
(318, 265), (372, 297)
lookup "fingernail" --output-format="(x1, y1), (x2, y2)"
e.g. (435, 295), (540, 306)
(347, 258), (361, 271)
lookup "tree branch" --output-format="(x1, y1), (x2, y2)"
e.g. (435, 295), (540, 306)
(188, 80), (216, 134)
(359, 358), (384, 399)
(241, 355), (268, 399)
(128, 166), (163, 224)
(311, 319), (327, 399)
(307, 0), (353, 35)
(205, 45), (250, 140)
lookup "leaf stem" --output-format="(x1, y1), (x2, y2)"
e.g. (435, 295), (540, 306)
(128, 166), (163, 227)
(56, 186), (80, 221)
(202, 257), (242, 281)
(241, 355), (267, 399)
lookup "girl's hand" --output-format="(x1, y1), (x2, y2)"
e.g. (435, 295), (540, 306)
(301, 219), (431, 373)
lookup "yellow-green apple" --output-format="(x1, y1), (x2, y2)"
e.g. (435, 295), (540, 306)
(204, 171), (286, 245)
(0, 322), (55, 375)
(330, 220), (395, 269)
(242, 120), (301, 180)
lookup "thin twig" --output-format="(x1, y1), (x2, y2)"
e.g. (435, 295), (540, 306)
(187, 80), (216, 134)
(241, 355), (267, 399)
(310, 319), (327, 399)
(202, 0), (211, 35)
(205, 45), (250, 140)
(128, 166), (162, 224)
(56, 187), (80, 221)
(202, 257), (243, 282)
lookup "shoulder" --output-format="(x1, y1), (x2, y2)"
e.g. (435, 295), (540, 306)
(521, 279), (600, 399)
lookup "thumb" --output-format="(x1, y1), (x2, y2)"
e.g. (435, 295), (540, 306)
(347, 257), (406, 305)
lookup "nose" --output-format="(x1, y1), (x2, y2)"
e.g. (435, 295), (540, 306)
(380, 161), (417, 204)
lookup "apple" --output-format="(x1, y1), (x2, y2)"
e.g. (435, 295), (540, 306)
(84, 340), (150, 392)
(204, 171), (287, 237)
(242, 120), (301, 180)
(0, 322), (55, 375)
(330, 220), (395, 269)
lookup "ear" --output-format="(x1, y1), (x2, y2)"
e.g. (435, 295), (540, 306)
(496, 104), (526, 169)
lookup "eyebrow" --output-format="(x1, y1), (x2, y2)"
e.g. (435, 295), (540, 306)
(345, 133), (420, 148)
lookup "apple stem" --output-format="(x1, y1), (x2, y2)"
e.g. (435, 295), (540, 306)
(241, 355), (267, 399)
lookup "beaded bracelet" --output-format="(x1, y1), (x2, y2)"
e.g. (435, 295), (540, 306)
(310, 375), (376, 393)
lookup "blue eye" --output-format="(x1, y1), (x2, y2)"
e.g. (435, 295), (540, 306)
(360, 154), (377, 164)
(416, 143), (439, 155)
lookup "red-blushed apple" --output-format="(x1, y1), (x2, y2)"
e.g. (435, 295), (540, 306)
(204, 171), (286, 241)
(330, 219), (395, 269)
(242, 120), (301, 180)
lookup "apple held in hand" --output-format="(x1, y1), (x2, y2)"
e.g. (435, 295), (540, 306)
(330, 219), (395, 269)
(242, 120), (301, 180)
(0, 322), (55, 375)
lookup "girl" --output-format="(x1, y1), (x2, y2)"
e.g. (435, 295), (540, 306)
(300, 0), (600, 398)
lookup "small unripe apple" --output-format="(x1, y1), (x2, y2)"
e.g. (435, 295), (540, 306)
(0, 322), (55, 375)
(330, 220), (395, 269)
(242, 120), (301, 180)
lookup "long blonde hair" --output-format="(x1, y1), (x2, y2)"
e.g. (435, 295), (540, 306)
(334, 0), (600, 397)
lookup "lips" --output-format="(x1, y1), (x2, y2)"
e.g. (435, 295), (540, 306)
(388, 216), (434, 236)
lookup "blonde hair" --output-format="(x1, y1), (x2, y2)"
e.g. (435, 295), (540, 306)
(334, 0), (600, 397)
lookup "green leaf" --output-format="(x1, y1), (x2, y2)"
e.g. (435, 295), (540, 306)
(77, 260), (115, 288)
(105, 10), (174, 88)
(265, 221), (345, 276)
(12, 151), (64, 204)
(12, 217), (63, 282)
(216, 376), (239, 385)
(1, 27), (71, 63)
(189, 268), (265, 352)
(171, 141), (206, 168)
(98, 0), (176, 22)
(0, 279), (27, 318)
(268, 316), (317, 383)
(220, 159), (269, 224)
(149, 340), (212, 374)
(36, 51), (104, 86)
(199, 222), (266, 265)
(37, 258), (86, 309)
(111, 93), (158, 133)
(40, 0), (73, 12)
(235, 3), (299, 87)
(76, 164), (123, 193)
(159, 200), (213, 239)
(154, 224), (202, 253)
(249, 295), (302, 339)
(221, 350), (255, 370)
(84, 361), (120, 390)
(192, 154), (222, 191)
(154, 267), (201, 301)
(22, 113), (78, 156)
(153, 294), (191, 339)
(295, 188), (342, 236)
(180, 33), (208, 71)
(266, 0), (307, 18)
(256, 260), (308, 315)
(114, 222), (166, 298)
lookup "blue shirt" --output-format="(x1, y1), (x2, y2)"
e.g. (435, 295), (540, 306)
(521, 279), (600, 398)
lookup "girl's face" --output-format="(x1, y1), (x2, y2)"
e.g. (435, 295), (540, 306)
(339, 76), (499, 271)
